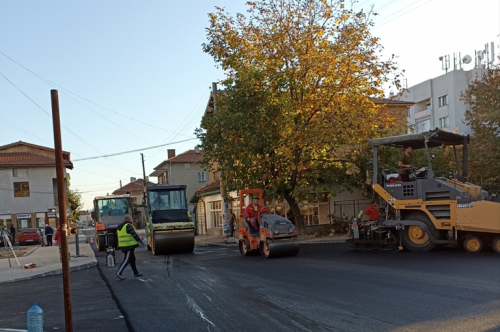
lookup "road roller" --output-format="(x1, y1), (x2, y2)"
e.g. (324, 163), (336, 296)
(145, 185), (195, 255)
(238, 189), (300, 258)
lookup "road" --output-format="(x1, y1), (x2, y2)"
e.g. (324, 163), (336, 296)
(88, 229), (500, 332)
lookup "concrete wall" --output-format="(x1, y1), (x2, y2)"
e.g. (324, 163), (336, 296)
(401, 68), (485, 136)
(0, 166), (65, 214)
(169, 163), (208, 211)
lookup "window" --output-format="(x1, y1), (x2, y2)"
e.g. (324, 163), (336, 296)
(213, 171), (220, 181)
(407, 108), (411, 118)
(416, 119), (431, 133)
(183, 163), (190, 169)
(13, 168), (28, 177)
(13, 182), (30, 197)
(198, 172), (206, 182)
(438, 95), (448, 107)
(210, 201), (222, 228)
(439, 116), (449, 128)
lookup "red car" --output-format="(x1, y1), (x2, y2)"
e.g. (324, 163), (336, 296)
(18, 228), (41, 245)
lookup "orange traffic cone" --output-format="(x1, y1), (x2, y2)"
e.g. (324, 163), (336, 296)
(90, 237), (94, 244)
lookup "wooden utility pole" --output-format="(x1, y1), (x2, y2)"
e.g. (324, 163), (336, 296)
(50, 89), (73, 332)
(212, 82), (230, 238)
(141, 153), (148, 223)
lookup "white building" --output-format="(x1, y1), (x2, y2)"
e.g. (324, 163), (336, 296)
(0, 141), (73, 233)
(401, 68), (485, 135)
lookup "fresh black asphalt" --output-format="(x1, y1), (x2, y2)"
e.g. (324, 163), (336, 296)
(2, 228), (499, 332)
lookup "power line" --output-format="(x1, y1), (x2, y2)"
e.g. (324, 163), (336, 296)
(0, 49), (194, 137)
(72, 137), (197, 161)
(374, 0), (433, 28)
(0, 71), (141, 176)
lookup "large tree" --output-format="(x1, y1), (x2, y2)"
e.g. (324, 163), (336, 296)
(462, 67), (500, 191)
(200, 0), (399, 231)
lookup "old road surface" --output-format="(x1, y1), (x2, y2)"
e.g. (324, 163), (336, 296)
(91, 233), (500, 332)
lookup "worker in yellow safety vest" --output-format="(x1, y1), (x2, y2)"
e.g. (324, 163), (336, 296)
(116, 214), (144, 280)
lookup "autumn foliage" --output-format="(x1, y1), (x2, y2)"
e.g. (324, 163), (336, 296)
(199, 0), (400, 231)
(462, 67), (500, 192)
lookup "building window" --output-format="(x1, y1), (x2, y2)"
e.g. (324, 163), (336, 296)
(416, 119), (431, 133)
(438, 95), (448, 107)
(13, 168), (28, 177)
(209, 201), (222, 228)
(183, 163), (190, 169)
(198, 172), (206, 182)
(407, 108), (411, 118)
(213, 171), (220, 181)
(439, 116), (449, 128)
(13, 182), (30, 197)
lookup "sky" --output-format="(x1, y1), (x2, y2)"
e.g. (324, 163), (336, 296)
(1, 0), (498, 210)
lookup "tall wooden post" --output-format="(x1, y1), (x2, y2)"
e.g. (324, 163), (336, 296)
(50, 89), (73, 332)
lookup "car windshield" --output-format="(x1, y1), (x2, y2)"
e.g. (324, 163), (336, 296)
(148, 189), (187, 212)
(21, 229), (38, 233)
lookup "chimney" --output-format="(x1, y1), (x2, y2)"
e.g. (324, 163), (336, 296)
(130, 177), (136, 183)
(194, 145), (200, 154)
(168, 149), (176, 159)
(145, 176), (149, 183)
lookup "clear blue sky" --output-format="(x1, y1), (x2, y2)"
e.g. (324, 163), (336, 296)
(1, 0), (498, 209)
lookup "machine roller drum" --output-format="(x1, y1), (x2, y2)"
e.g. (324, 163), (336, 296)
(152, 232), (194, 255)
(260, 241), (300, 258)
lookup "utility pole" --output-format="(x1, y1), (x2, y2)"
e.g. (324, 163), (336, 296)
(50, 90), (73, 332)
(141, 153), (147, 227)
(212, 82), (230, 238)
(120, 180), (123, 192)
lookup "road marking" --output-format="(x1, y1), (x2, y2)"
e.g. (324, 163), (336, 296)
(137, 278), (153, 282)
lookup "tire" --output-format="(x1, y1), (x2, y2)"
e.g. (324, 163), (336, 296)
(463, 235), (483, 253)
(96, 235), (105, 251)
(492, 237), (500, 254)
(260, 241), (270, 259)
(401, 212), (439, 252)
(239, 238), (250, 256)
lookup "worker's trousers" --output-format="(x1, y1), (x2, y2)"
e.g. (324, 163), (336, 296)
(116, 248), (139, 275)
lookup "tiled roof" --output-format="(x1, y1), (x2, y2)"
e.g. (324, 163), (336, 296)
(114, 179), (156, 193)
(196, 179), (220, 195)
(0, 152), (73, 169)
(152, 150), (204, 170)
(373, 98), (414, 105)
(0, 141), (70, 154)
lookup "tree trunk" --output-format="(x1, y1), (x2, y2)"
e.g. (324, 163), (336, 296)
(283, 191), (305, 234)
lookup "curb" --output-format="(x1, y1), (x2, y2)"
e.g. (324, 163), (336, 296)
(200, 238), (348, 247)
(0, 261), (97, 285)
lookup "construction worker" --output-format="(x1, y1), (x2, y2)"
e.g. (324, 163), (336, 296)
(364, 200), (380, 223)
(245, 197), (262, 232)
(398, 146), (413, 182)
(116, 214), (144, 280)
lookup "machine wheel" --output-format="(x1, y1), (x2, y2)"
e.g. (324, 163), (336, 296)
(492, 237), (500, 254)
(96, 235), (105, 251)
(401, 212), (438, 253)
(147, 233), (151, 251)
(463, 235), (483, 253)
(239, 238), (250, 256)
(260, 241), (271, 259)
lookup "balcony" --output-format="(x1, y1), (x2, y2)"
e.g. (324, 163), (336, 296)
(415, 109), (431, 120)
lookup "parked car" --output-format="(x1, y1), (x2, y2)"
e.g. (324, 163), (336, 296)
(77, 221), (83, 229)
(18, 228), (42, 245)
(0, 230), (13, 246)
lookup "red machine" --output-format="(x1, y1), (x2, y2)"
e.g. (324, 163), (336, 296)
(237, 189), (300, 258)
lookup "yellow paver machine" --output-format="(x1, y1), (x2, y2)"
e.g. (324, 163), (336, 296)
(350, 128), (500, 253)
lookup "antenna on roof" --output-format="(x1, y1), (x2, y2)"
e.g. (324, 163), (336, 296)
(439, 55), (450, 73)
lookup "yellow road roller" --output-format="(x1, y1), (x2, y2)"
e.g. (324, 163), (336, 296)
(145, 185), (194, 255)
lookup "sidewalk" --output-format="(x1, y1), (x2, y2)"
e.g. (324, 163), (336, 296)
(0, 235), (96, 284)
